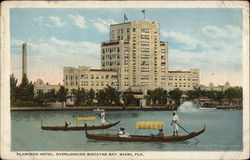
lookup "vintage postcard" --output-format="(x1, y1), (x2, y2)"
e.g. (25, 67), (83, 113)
(0, 1), (249, 160)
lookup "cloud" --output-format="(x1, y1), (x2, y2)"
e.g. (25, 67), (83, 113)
(48, 16), (65, 27)
(161, 30), (209, 50)
(11, 37), (101, 84)
(68, 14), (88, 29)
(202, 25), (242, 38)
(92, 19), (117, 33)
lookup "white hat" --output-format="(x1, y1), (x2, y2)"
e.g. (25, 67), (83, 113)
(173, 111), (176, 114)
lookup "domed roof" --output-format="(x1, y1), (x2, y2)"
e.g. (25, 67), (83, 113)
(36, 79), (44, 85)
(209, 82), (214, 87)
(224, 82), (230, 87)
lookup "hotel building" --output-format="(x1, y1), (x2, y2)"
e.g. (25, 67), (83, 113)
(63, 20), (199, 92)
(63, 66), (118, 92)
(101, 20), (168, 91)
(167, 69), (200, 91)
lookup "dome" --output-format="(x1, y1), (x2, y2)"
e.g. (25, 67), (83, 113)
(224, 82), (230, 87)
(208, 82), (214, 87)
(36, 79), (44, 85)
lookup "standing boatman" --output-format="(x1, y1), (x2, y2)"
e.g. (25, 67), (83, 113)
(171, 110), (179, 136)
(100, 110), (106, 125)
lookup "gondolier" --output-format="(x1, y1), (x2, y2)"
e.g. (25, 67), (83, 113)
(171, 111), (179, 136)
(100, 110), (106, 125)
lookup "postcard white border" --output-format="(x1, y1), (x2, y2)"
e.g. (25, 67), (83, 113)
(1, 1), (249, 160)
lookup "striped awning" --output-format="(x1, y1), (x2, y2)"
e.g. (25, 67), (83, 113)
(77, 117), (96, 122)
(136, 121), (164, 130)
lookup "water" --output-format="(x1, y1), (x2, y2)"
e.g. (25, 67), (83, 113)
(11, 108), (242, 151)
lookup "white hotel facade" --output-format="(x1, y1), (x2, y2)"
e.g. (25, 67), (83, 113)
(63, 19), (200, 93)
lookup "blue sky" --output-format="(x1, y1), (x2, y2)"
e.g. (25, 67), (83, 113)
(10, 8), (243, 86)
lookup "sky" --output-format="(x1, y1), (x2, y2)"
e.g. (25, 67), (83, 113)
(10, 8), (243, 86)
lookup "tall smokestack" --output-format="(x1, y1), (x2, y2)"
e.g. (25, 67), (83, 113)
(22, 43), (27, 78)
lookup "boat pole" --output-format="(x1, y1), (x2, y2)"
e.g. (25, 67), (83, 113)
(175, 123), (199, 143)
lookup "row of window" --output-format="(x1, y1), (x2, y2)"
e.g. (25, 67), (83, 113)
(65, 75), (77, 80)
(102, 47), (120, 53)
(102, 61), (120, 66)
(168, 83), (199, 87)
(66, 74), (117, 80)
(168, 76), (199, 81)
(66, 81), (117, 87)
(102, 54), (120, 60)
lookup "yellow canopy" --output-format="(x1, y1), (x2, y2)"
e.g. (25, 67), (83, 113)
(77, 117), (96, 122)
(136, 121), (164, 130)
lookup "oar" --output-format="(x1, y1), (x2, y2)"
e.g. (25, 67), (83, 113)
(175, 122), (199, 143)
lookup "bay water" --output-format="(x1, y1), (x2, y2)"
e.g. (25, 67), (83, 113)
(11, 103), (242, 151)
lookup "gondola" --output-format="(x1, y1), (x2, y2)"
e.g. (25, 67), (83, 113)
(84, 122), (205, 142)
(41, 120), (120, 131)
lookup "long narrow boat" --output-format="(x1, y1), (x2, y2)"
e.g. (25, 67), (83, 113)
(85, 124), (205, 142)
(41, 121), (120, 131)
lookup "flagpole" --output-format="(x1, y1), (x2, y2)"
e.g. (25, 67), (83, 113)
(142, 10), (145, 20)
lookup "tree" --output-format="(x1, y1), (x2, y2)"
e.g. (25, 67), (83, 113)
(145, 90), (157, 105)
(10, 74), (18, 105)
(168, 88), (182, 109)
(145, 88), (168, 105)
(103, 85), (121, 106)
(86, 88), (95, 106)
(56, 86), (69, 107)
(121, 88), (138, 106)
(35, 90), (46, 106)
(224, 87), (243, 100)
(186, 90), (197, 101)
(96, 89), (108, 106)
(16, 74), (34, 102)
(192, 87), (205, 100)
(72, 88), (87, 106)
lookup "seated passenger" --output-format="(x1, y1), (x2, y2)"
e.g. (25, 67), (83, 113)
(156, 129), (164, 137)
(65, 120), (69, 127)
(151, 129), (164, 138)
(118, 127), (130, 138)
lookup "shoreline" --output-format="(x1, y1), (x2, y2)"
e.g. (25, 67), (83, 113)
(11, 106), (174, 111)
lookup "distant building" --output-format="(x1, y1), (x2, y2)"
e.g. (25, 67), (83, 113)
(33, 79), (61, 95)
(200, 82), (230, 91)
(167, 69), (200, 91)
(63, 66), (118, 92)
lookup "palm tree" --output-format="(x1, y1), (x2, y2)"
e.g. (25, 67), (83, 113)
(56, 86), (69, 108)
(72, 88), (87, 106)
(168, 88), (182, 109)
(96, 89), (108, 106)
(104, 85), (121, 106)
(86, 88), (95, 106)
(121, 88), (138, 106)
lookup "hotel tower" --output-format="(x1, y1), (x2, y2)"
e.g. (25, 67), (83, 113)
(101, 20), (168, 91)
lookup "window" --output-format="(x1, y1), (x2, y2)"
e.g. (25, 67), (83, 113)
(141, 48), (149, 53)
(141, 28), (149, 33)
(141, 75), (150, 80)
(140, 35), (149, 39)
(141, 41), (149, 46)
